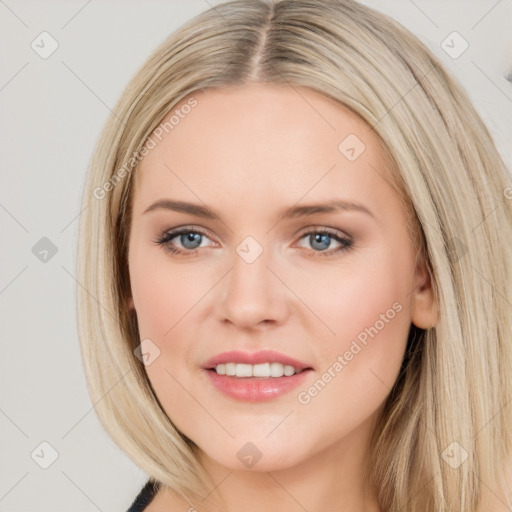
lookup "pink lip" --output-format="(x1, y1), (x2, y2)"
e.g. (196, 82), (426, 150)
(201, 350), (314, 402)
(204, 368), (313, 402)
(202, 350), (312, 371)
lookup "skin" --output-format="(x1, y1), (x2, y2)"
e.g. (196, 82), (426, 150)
(126, 83), (438, 512)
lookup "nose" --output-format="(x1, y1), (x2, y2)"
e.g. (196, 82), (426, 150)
(216, 243), (290, 330)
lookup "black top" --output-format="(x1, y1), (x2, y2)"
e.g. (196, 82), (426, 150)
(126, 479), (160, 512)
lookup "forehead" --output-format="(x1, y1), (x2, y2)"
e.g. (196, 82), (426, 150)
(132, 83), (398, 214)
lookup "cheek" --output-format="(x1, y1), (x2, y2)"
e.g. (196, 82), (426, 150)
(296, 249), (412, 339)
(296, 280), (410, 438)
(129, 247), (205, 337)
(128, 248), (216, 390)
(304, 249), (413, 394)
(333, 270), (408, 342)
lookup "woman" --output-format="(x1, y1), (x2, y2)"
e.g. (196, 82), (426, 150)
(76, 0), (512, 510)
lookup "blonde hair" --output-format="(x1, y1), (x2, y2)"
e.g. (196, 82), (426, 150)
(76, 0), (512, 510)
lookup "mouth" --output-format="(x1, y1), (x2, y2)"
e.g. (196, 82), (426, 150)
(206, 362), (313, 378)
(201, 350), (314, 402)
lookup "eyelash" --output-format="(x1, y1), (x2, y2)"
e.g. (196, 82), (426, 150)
(153, 226), (354, 258)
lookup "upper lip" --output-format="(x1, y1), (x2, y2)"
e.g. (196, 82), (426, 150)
(202, 350), (313, 371)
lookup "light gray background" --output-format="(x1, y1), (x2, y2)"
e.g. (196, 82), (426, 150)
(1, 1), (511, 510)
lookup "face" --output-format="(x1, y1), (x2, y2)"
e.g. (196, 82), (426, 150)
(126, 83), (437, 473)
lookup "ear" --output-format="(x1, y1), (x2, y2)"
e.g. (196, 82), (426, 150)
(410, 258), (438, 329)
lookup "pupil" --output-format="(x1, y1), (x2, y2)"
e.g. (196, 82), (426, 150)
(182, 232), (201, 249)
(312, 233), (330, 250)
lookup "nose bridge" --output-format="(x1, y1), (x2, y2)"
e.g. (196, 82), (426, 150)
(217, 234), (288, 327)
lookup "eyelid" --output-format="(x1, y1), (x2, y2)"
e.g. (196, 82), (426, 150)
(295, 225), (352, 239)
(293, 226), (353, 254)
(158, 226), (216, 246)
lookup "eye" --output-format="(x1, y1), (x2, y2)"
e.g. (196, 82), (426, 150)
(154, 227), (214, 256)
(296, 228), (354, 257)
(154, 226), (354, 258)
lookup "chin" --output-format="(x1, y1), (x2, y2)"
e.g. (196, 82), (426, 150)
(199, 440), (304, 472)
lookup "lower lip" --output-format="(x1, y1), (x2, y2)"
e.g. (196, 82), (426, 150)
(204, 368), (312, 402)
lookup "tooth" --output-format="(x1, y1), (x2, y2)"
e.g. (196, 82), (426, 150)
(214, 362), (301, 377)
(283, 365), (295, 376)
(252, 363), (271, 377)
(235, 363), (253, 377)
(270, 362), (284, 377)
(225, 363), (236, 376)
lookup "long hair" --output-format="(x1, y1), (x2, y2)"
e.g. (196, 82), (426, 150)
(75, 1), (512, 510)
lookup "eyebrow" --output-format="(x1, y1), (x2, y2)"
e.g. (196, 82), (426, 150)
(143, 198), (376, 221)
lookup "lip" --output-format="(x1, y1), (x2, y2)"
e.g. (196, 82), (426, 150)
(204, 368), (313, 402)
(202, 350), (314, 402)
(202, 350), (313, 371)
